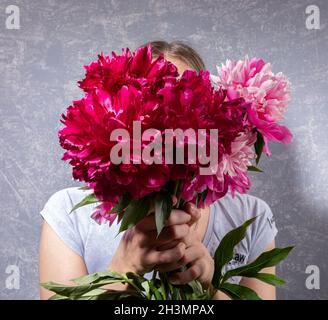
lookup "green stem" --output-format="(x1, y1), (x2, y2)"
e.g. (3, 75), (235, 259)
(160, 274), (167, 300)
(152, 269), (158, 281)
(121, 276), (146, 298)
(173, 180), (183, 209)
(173, 181), (180, 198)
(160, 272), (172, 300)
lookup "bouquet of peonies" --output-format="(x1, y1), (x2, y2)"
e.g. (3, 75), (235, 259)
(43, 46), (293, 300)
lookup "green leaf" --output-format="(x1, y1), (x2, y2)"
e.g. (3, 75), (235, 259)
(42, 272), (129, 298)
(118, 197), (151, 233)
(158, 282), (167, 300)
(188, 280), (204, 296)
(212, 216), (257, 288)
(125, 272), (147, 292)
(179, 283), (194, 300)
(206, 284), (217, 300)
(196, 188), (208, 208)
(48, 294), (68, 300)
(80, 289), (144, 300)
(114, 194), (132, 224)
(196, 193), (202, 208)
(111, 193), (132, 214)
(250, 273), (285, 286)
(222, 246), (294, 283)
(181, 281), (209, 300)
(41, 281), (106, 298)
(149, 280), (163, 300)
(254, 131), (264, 165)
(72, 271), (125, 285)
(70, 193), (99, 213)
(154, 193), (173, 237)
(219, 283), (261, 300)
(77, 288), (108, 299)
(247, 165), (263, 173)
(167, 281), (181, 300)
(51, 288), (144, 301)
(171, 286), (181, 300)
(117, 210), (125, 224)
(201, 188), (208, 204)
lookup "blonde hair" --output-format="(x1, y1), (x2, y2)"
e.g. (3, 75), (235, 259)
(138, 40), (205, 72)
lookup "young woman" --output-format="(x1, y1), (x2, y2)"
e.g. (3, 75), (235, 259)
(39, 41), (278, 300)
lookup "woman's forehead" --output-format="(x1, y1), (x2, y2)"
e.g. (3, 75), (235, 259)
(152, 54), (195, 74)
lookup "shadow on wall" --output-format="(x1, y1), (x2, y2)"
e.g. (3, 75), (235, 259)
(269, 140), (328, 300)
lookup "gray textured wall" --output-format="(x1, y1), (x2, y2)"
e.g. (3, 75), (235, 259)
(0, 0), (327, 300)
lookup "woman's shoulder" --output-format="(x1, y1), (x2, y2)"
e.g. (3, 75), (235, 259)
(40, 186), (100, 230)
(42, 187), (91, 207)
(40, 187), (122, 272)
(39, 187), (98, 256)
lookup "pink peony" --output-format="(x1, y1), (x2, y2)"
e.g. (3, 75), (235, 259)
(212, 56), (293, 153)
(220, 130), (257, 177)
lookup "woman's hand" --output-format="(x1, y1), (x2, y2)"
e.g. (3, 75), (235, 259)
(167, 237), (214, 289)
(108, 204), (192, 276)
(108, 200), (214, 291)
(155, 203), (215, 289)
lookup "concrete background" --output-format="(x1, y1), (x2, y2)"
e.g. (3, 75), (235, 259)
(0, 0), (327, 299)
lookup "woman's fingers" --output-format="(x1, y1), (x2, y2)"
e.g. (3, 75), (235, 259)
(157, 224), (189, 246)
(135, 199), (196, 233)
(156, 239), (180, 251)
(184, 202), (201, 226)
(164, 209), (192, 226)
(139, 224), (190, 247)
(156, 243), (203, 273)
(169, 259), (204, 285)
(155, 260), (184, 273)
(144, 242), (186, 266)
(168, 247), (214, 288)
(135, 209), (191, 232)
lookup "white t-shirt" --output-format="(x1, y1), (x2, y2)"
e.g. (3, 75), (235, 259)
(40, 187), (278, 284)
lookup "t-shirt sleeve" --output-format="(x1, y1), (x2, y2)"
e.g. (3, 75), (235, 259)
(247, 198), (278, 262)
(40, 189), (84, 257)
